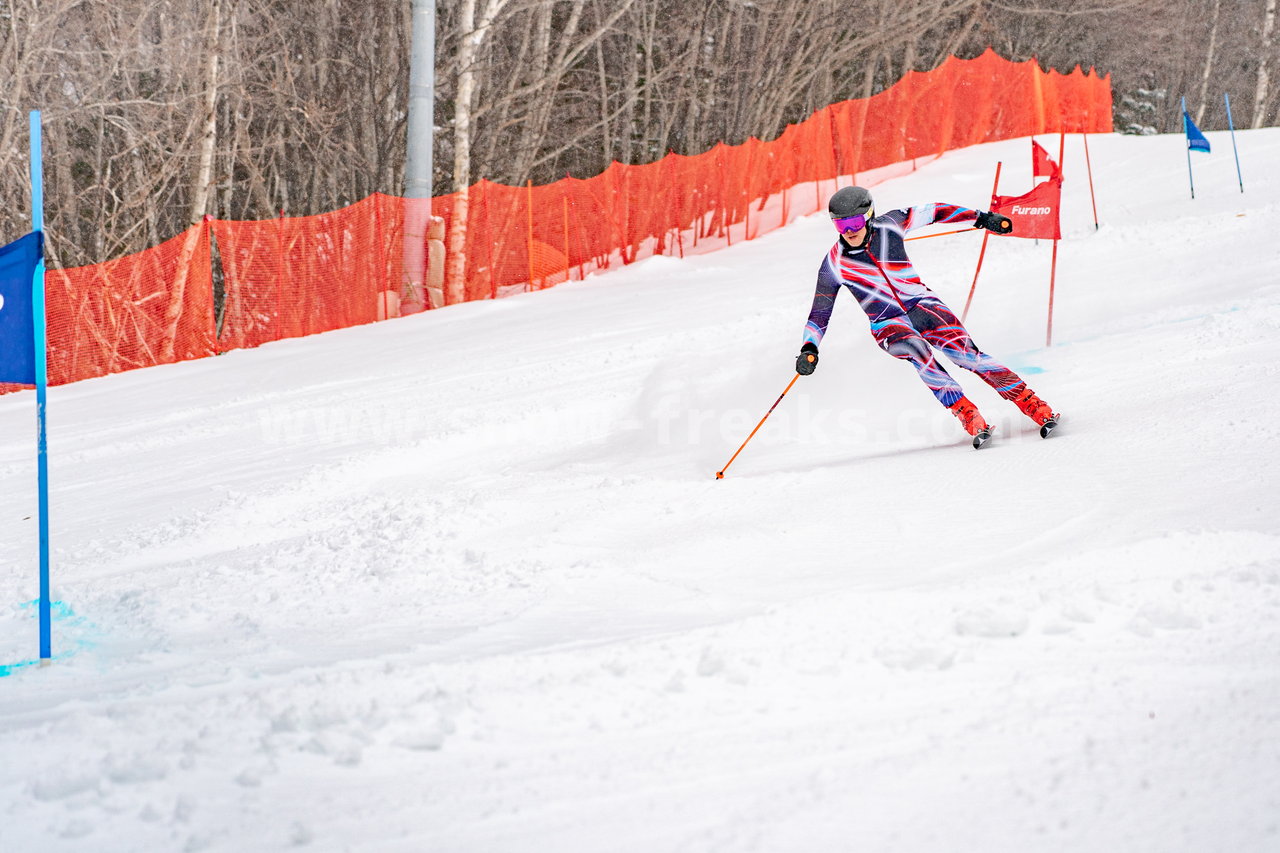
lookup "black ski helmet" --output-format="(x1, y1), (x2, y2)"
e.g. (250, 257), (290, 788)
(828, 186), (873, 220)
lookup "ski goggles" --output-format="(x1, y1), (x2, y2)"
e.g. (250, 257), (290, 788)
(832, 209), (873, 234)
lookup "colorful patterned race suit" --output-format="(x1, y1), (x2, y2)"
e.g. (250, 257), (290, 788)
(801, 203), (1029, 409)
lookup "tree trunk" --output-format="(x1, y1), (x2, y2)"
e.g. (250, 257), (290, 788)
(1253, 0), (1277, 128)
(188, 0), (222, 227)
(1195, 0), (1221, 125)
(162, 0), (221, 363)
(445, 0), (508, 304)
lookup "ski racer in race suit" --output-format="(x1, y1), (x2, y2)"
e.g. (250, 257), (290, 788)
(795, 186), (1056, 442)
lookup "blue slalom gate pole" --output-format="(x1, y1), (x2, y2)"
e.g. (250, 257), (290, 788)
(30, 110), (51, 663)
(1225, 93), (1244, 193)
(1180, 97), (1196, 200)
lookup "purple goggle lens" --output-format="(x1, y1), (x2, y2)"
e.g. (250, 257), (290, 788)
(832, 213), (869, 233)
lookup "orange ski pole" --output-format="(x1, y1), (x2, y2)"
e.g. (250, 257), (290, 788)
(716, 371), (805, 479)
(904, 227), (972, 242)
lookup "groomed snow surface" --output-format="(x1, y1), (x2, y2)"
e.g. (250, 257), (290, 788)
(3, 131), (1279, 852)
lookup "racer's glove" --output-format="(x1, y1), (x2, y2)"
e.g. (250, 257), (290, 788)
(974, 211), (1013, 234)
(796, 342), (819, 375)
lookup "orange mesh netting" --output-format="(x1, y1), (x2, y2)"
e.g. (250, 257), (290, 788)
(210, 193), (404, 351)
(3, 49), (1110, 393)
(415, 50), (1110, 302)
(0, 225), (214, 395)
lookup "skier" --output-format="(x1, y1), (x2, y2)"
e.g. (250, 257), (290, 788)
(795, 186), (1058, 447)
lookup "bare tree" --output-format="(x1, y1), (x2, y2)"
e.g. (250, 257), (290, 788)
(188, 0), (223, 226)
(161, 0), (225, 362)
(1253, 0), (1277, 128)
(444, 0), (513, 304)
(1195, 0), (1222, 125)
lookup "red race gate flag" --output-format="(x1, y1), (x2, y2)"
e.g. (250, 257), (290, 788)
(991, 177), (1061, 240)
(1032, 139), (1061, 180)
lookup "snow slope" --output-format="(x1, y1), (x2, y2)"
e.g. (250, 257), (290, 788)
(2, 130), (1279, 853)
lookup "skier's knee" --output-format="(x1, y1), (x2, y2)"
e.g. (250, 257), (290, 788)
(882, 338), (930, 363)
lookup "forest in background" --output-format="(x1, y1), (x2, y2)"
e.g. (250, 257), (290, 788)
(1, 0), (1275, 269)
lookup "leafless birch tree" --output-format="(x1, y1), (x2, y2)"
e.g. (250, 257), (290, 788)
(1253, 0), (1276, 128)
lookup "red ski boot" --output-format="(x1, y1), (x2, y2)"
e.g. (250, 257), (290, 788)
(1013, 388), (1053, 424)
(1013, 388), (1060, 437)
(948, 397), (992, 448)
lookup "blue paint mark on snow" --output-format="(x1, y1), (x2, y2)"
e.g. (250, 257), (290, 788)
(0, 600), (97, 676)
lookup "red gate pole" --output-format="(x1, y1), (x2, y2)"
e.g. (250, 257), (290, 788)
(1047, 130), (1066, 345)
(1046, 237), (1059, 347)
(1082, 133), (1099, 230)
(962, 161), (1002, 323)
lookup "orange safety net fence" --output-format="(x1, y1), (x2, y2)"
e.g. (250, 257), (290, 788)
(443, 50), (1110, 301)
(2, 49), (1110, 394)
(210, 193), (404, 351)
(0, 226), (214, 394)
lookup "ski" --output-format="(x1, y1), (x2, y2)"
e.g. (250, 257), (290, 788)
(1039, 415), (1061, 439)
(972, 427), (994, 449)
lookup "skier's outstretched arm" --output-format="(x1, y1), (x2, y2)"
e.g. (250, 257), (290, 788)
(897, 203), (980, 233)
(796, 259), (841, 375)
(897, 203), (1011, 235)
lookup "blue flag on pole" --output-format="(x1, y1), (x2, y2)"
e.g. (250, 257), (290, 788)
(1183, 110), (1211, 153)
(0, 231), (43, 385)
